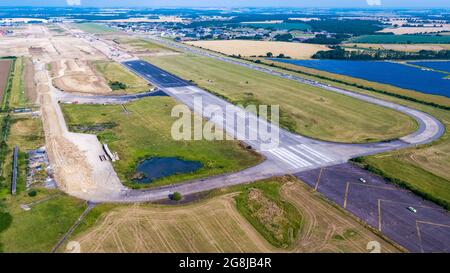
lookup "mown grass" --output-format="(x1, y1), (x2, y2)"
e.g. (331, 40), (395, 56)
(61, 97), (262, 189)
(74, 23), (116, 34)
(9, 57), (26, 108)
(251, 57), (450, 209)
(255, 57), (450, 108)
(145, 54), (417, 143)
(117, 38), (175, 53)
(93, 60), (151, 94)
(0, 188), (87, 253)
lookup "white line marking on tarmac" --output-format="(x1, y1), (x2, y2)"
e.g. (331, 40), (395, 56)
(277, 148), (312, 167)
(288, 146), (323, 164)
(298, 144), (333, 162)
(267, 150), (298, 169)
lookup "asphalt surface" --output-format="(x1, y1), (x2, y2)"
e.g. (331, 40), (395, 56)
(123, 60), (191, 88)
(295, 163), (450, 253)
(60, 26), (449, 252)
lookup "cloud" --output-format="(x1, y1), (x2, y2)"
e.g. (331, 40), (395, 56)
(67, 0), (81, 5)
(366, 0), (382, 6)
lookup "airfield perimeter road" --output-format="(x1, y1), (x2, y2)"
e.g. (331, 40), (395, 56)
(60, 28), (445, 204)
(52, 26), (450, 252)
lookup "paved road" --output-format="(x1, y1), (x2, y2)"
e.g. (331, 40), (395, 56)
(62, 28), (444, 204)
(296, 164), (450, 253)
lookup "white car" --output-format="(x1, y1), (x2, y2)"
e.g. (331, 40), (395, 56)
(359, 178), (367, 183)
(407, 207), (417, 213)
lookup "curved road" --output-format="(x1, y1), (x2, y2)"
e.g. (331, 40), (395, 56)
(57, 28), (445, 203)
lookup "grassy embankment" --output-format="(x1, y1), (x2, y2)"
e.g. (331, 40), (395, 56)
(67, 176), (401, 253)
(61, 97), (262, 189)
(247, 58), (450, 209)
(94, 60), (151, 94)
(144, 54), (417, 143)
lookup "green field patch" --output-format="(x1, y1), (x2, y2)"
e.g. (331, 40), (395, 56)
(0, 189), (87, 253)
(145, 54), (417, 143)
(74, 23), (116, 34)
(234, 179), (302, 248)
(94, 61), (151, 94)
(61, 97), (262, 189)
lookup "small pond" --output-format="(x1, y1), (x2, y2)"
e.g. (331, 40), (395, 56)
(132, 157), (203, 184)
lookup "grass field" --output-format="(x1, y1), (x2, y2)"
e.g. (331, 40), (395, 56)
(69, 177), (400, 253)
(116, 38), (176, 53)
(9, 57), (26, 109)
(186, 40), (329, 59)
(145, 54), (417, 143)
(61, 97), (262, 189)
(0, 189), (88, 253)
(0, 59), (12, 107)
(350, 34), (450, 44)
(93, 60), (151, 94)
(74, 23), (116, 34)
(251, 57), (450, 209)
(258, 57), (450, 108)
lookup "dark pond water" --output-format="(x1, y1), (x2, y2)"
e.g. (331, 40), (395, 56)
(409, 61), (450, 73)
(272, 59), (450, 98)
(133, 157), (203, 184)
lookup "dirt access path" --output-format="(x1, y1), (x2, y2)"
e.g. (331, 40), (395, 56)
(32, 28), (125, 201)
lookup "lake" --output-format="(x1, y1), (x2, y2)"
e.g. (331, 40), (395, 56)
(272, 59), (450, 98)
(132, 157), (203, 184)
(409, 61), (450, 73)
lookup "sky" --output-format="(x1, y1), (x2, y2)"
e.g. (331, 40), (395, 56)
(0, 0), (450, 8)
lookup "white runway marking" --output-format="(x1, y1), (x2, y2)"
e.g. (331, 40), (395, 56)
(298, 144), (333, 162)
(267, 147), (313, 169)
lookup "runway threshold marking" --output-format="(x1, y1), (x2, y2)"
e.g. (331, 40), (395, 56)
(343, 182), (350, 209)
(314, 168), (323, 191)
(378, 199), (382, 232)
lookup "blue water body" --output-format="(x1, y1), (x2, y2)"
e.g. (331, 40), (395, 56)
(409, 61), (450, 73)
(271, 59), (450, 98)
(133, 157), (203, 184)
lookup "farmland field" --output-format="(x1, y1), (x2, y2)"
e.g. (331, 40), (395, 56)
(145, 54), (417, 143)
(350, 34), (450, 44)
(61, 97), (262, 189)
(186, 40), (330, 59)
(68, 177), (400, 253)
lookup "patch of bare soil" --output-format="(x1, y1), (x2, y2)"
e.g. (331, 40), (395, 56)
(52, 59), (111, 94)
